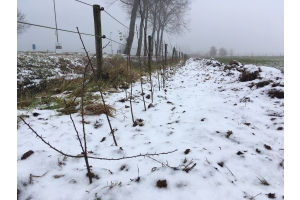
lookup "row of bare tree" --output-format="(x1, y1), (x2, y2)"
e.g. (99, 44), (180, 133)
(109, 0), (192, 56)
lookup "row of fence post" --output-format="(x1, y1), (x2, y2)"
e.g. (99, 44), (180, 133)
(92, 4), (189, 80)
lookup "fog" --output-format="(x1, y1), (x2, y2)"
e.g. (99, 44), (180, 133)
(17, 0), (283, 56)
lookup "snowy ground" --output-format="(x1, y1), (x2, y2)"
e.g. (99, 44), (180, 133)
(17, 58), (284, 200)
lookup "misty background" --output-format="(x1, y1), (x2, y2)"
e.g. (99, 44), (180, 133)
(17, 0), (284, 56)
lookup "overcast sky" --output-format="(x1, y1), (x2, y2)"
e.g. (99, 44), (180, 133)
(17, 0), (284, 56)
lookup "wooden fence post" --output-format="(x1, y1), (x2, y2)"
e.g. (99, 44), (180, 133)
(164, 44), (167, 88)
(148, 36), (153, 103)
(93, 4), (103, 79)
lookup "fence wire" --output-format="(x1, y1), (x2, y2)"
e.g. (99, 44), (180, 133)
(17, 21), (139, 52)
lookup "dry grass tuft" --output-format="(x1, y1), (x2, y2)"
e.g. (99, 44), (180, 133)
(57, 100), (79, 115)
(257, 177), (270, 185)
(239, 70), (259, 82)
(84, 103), (116, 117)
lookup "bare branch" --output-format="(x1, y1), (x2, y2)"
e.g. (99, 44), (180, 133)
(76, 27), (118, 146)
(19, 116), (177, 161)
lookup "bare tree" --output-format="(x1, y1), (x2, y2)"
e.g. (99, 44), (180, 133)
(148, 0), (192, 56)
(209, 46), (217, 57)
(219, 47), (227, 57)
(229, 49), (234, 56)
(110, 0), (192, 56)
(123, 0), (139, 55)
(17, 9), (30, 36)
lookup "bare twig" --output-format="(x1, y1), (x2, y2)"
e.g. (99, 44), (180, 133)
(146, 155), (167, 167)
(76, 27), (118, 146)
(183, 163), (196, 173)
(243, 192), (262, 200)
(29, 171), (48, 184)
(79, 57), (93, 184)
(102, 41), (110, 49)
(19, 117), (178, 161)
(127, 47), (135, 124)
(225, 165), (237, 181)
(64, 99), (84, 153)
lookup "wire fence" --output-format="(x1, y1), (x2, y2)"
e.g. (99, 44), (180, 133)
(17, 0), (185, 59)
(17, 0), (142, 55)
(17, 21), (138, 52)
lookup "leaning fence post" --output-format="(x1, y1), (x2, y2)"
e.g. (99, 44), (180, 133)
(93, 4), (103, 79)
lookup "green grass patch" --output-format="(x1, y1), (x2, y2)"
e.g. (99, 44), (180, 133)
(214, 56), (284, 73)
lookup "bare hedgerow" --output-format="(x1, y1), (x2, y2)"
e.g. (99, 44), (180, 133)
(18, 27), (178, 185)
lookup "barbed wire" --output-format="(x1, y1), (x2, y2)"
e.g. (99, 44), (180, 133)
(103, 10), (131, 31)
(17, 21), (138, 52)
(74, 0), (137, 33)
(75, 0), (92, 6)
(17, 21), (100, 38)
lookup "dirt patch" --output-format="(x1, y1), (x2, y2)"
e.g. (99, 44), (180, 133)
(266, 193), (276, 199)
(268, 89), (284, 99)
(21, 150), (34, 160)
(217, 162), (224, 167)
(184, 149), (190, 154)
(264, 144), (272, 150)
(272, 83), (284, 87)
(256, 80), (271, 88)
(239, 69), (260, 82)
(157, 179), (167, 188)
(86, 172), (99, 179)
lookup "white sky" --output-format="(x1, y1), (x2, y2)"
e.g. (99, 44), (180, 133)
(16, 0), (284, 56)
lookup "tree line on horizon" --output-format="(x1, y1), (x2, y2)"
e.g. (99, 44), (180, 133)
(108, 0), (192, 56)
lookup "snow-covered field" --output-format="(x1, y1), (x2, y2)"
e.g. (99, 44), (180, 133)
(17, 57), (284, 200)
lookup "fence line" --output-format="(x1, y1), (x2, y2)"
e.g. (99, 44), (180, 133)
(17, 21), (139, 52)
(18, 1), (186, 58)
(75, 0), (92, 6)
(17, 21), (99, 38)
(103, 10), (131, 31)
(75, 0), (137, 33)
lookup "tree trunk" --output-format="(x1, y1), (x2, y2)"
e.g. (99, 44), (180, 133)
(143, 7), (148, 57)
(124, 0), (139, 55)
(155, 26), (160, 57)
(158, 27), (164, 56)
(151, 2), (158, 40)
(136, 17), (144, 56)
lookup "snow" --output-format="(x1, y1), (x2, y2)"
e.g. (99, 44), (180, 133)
(17, 58), (284, 200)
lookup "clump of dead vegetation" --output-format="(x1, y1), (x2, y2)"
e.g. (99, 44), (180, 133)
(267, 89), (284, 99)
(84, 103), (116, 117)
(239, 69), (260, 82)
